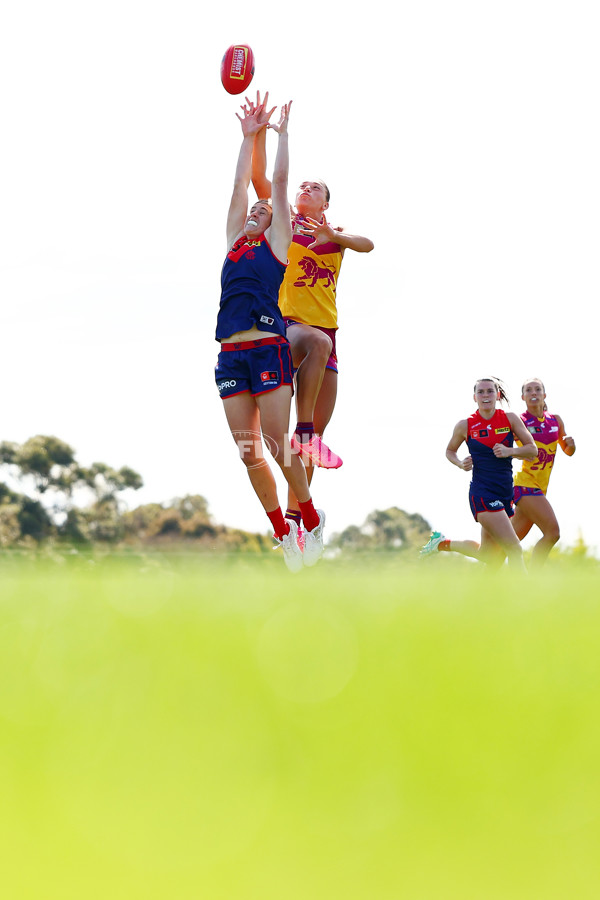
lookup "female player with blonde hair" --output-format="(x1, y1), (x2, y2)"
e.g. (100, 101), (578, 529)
(511, 377), (576, 566)
(420, 377), (537, 570)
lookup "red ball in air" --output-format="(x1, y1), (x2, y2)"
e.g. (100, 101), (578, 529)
(220, 44), (255, 95)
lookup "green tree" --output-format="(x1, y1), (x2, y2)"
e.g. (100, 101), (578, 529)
(0, 436), (77, 497)
(329, 507), (432, 553)
(79, 462), (144, 502)
(1, 435), (143, 544)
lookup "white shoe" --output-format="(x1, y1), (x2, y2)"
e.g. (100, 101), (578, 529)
(303, 510), (325, 567)
(420, 530), (446, 557)
(275, 519), (304, 573)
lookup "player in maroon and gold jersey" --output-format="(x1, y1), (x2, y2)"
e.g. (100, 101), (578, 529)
(249, 92), (373, 538)
(512, 378), (576, 566)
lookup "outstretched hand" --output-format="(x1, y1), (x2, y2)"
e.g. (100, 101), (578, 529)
(235, 96), (266, 137)
(252, 90), (277, 128)
(267, 100), (293, 135)
(297, 212), (335, 250)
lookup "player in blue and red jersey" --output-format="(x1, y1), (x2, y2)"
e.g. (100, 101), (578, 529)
(214, 97), (325, 572)
(421, 377), (537, 570)
(512, 377), (576, 566)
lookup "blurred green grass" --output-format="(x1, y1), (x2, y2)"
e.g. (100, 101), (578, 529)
(1, 554), (599, 899)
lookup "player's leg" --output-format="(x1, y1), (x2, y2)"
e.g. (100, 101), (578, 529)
(286, 323), (333, 424)
(286, 324), (342, 469)
(512, 504), (534, 541)
(222, 392), (281, 513)
(286, 367), (338, 518)
(258, 385), (325, 564)
(443, 539), (483, 559)
(257, 386), (322, 530)
(514, 494), (560, 567)
(478, 527), (508, 569)
(478, 510), (526, 571)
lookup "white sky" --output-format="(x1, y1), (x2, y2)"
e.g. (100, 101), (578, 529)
(2, 1), (599, 553)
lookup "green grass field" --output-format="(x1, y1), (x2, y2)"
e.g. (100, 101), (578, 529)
(1, 552), (599, 899)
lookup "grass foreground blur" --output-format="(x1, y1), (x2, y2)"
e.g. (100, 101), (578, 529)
(1, 552), (599, 899)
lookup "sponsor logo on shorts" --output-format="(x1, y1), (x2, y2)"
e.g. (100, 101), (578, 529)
(488, 500), (503, 508)
(260, 315), (275, 325)
(217, 380), (237, 393)
(260, 371), (279, 382)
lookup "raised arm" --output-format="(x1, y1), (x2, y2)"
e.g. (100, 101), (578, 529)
(226, 100), (267, 249)
(556, 414), (576, 456)
(446, 420), (472, 471)
(251, 90), (276, 200)
(265, 102), (293, 262)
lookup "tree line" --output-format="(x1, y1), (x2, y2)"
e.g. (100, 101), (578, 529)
(3, 434), (593, 560)
(0, 434), (438, 555)
(0, 435), (269, 552)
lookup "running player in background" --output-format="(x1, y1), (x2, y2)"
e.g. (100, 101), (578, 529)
(511, 377), (576, 566)
(250, 93), (374, 535)
(420, 377), (537, 571)
(214, 97), (325, 572)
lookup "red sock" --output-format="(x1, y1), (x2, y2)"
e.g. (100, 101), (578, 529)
(267, 507), (290, 540)
(439, 540), (451, 551)
(298, 498), (319, 533)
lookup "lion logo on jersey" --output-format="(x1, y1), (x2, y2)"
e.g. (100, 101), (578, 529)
(294, 256), (336, 289)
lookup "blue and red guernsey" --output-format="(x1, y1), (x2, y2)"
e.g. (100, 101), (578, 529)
(466, 408), (514, 496)
(216, 234), (287, 341)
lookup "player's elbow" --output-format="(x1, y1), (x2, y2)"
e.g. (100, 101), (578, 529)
(358, 238), (374, 253)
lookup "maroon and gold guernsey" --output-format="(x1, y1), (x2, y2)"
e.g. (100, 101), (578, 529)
(278, 217), (343, 329)
(514, 411), (561, 494)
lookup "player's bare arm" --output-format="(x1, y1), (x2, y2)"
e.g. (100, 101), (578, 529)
(265, 102), (293, 261)
(250, 91), (274, 200)
(298, 214), (374, 253)
(492, 413), (538, 460)
(446, 420), (472, 470)
(556, 414), (576, 455)
(226, 102), (266, 248)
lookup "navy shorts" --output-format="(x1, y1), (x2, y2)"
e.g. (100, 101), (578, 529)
(469, 487), (514, 521)
(215, 335), (294, 399)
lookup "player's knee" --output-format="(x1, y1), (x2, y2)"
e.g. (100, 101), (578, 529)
(235, 437), (264, 468)
(307, 331), (333, 363)
(545, 524), (560, 545)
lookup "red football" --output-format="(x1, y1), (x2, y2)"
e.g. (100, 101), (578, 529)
(220, 44), (255, 95)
